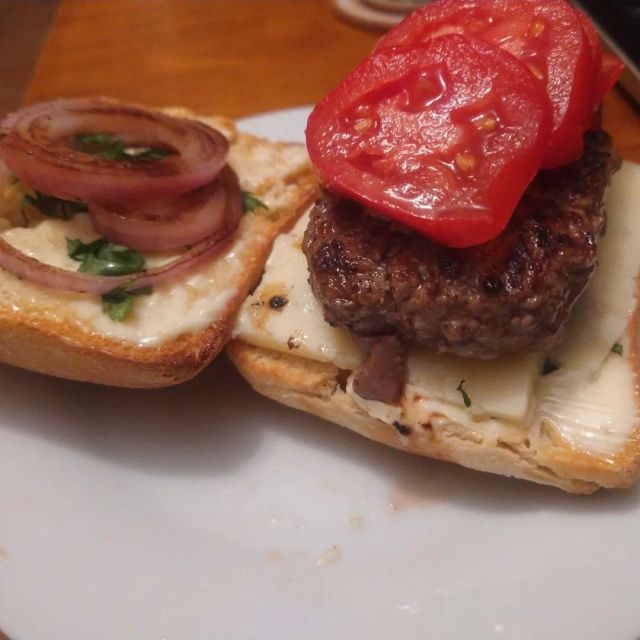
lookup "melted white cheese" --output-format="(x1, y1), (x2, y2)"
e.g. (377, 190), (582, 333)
(235, 164), (640, 457)
(349, 376), (522, 448)
(535, 347), (637, 457)
(0, 215), (240, 346)
(551, 162), (640, 376)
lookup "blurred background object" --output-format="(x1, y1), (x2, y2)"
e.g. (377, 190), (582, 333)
(333, 0), (432, 29)
(0, 0), (60, 112)
(23, 0), (383, 118)
(574, 0), (640, 105)
(333, 0), (406, 28)
(364, 0), (429, 12)
(0, 0), (637, 157)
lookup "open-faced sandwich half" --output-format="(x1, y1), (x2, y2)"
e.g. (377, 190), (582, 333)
(228, 0), (640, 493)
(0, 99), (316, 387)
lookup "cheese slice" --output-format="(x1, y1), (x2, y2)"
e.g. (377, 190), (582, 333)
(536, 350), (637, 456)
(408, 348), (543, 422)
(551, 162), (640, 377)
(234, 213), (365, 372)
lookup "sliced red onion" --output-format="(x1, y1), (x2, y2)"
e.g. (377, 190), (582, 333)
(89, 174), (228, 251)
(0, 168), (243, 295)
(0, 98), (229, 204)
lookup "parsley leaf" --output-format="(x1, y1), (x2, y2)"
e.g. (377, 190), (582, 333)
(22, 192), (88, 220)
(74, 133), (126, 160)
(74, 132), (172, 161)
(66, 238), (149, 321)
(101, 285), (152, 322)
(66, 238), (145, 276)
(456, 379), (472, 408)
(612, 342), (624, 356)
(241, 190), (268, 213)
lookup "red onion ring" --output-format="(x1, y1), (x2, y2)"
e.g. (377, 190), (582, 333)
(0, 167), (243, 295)
(89, 175), (228, 251)
(0, 98), (229, 204)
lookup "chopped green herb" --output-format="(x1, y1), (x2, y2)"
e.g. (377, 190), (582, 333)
(612, 342), (624, 356)
(66, 238), (148, 321)
(74, 133), (125, 160)
(542, 358), (559, 375)
(66, 238), (145, 276)
(74, 132), (172, 161)
(22, 192), (88, 220)
(101, 285), (152, 322)
(241, 190), (268, 213)
(456, 379), (472, 408)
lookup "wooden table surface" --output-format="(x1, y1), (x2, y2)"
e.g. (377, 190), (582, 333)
(24, 0), (640, 163)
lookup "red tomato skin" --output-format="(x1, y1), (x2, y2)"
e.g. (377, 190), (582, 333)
(376, 0), (592, 169)
(574, 11), (623, 109)
(595, 53), (624, 105)
(576, 9), (602, 119)
(306, 35), (552, 248)
(575, 10), (601, 63)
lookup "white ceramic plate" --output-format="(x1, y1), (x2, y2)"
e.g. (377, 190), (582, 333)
(1, 107), (640, 640)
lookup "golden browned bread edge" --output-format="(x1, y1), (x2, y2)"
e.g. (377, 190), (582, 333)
(0, 165), (317, 388)
(227, 339), (640, 494)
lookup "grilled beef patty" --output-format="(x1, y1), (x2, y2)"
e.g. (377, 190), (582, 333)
(303, 131), (619, 359)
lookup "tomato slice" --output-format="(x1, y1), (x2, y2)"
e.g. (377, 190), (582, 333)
(574, 11), (623, 116)
(306, 35), (551, 248)
(376, 0), (592, 168)
(575, 11), (623, 110)
(595, 53), (624, 105)
(575, 9), (602, 119)
(576, 11), (602, 83)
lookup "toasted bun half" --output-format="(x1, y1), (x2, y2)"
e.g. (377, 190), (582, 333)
(0, 108), (316, 387)
(228, 340), (640, 494)
(228, 163), (640, 494)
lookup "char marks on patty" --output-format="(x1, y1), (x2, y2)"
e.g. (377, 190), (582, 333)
(303, 131), (620, 358)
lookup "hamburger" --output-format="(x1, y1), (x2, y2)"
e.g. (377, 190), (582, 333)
(228, 0), (638, 493)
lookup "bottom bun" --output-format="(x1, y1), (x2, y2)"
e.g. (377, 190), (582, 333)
(228, 340), (640, 494)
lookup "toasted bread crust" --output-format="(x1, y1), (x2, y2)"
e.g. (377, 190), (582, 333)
(227, 339), (640, 493)
(0, 116), (317, 387)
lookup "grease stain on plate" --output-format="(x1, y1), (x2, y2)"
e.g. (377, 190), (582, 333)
(348, 514), (363, 528)
(266, 549), (311, 565)
(388, 468), (451, 511)
(315, 545), (341, 567)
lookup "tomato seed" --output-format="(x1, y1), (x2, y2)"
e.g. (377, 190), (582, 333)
(474, 116), (497, 132)
(354, 119), (372, 132)
(527, 63), (545, 80)
(455, 152), (477, 172)
(467, 19), (487, 33)
(528, 19), (546, 38)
